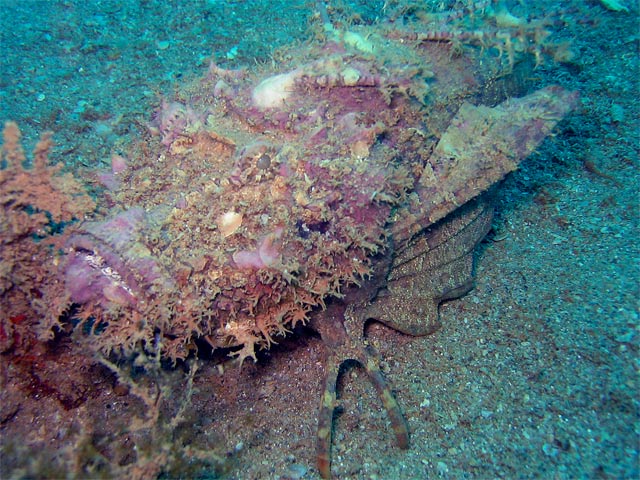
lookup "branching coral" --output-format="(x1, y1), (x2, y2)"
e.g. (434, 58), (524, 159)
(0, 122), (95, 351)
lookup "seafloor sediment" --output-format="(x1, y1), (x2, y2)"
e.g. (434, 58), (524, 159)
(1, 1), (638, 479)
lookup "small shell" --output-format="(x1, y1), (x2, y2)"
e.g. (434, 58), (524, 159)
(217, 211), (243, 237)
(110, 153), (128, 174)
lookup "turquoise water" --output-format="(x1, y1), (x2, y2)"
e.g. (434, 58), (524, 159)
(1, 1), (638, 479)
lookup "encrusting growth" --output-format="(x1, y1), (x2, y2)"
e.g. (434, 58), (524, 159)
(1, 122), (95, 353)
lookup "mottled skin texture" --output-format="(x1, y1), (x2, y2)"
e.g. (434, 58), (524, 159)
(305, 88), (578, 477)
(311, 198), (493, 478)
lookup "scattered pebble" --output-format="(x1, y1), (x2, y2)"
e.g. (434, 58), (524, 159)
(436, 461), (449, 476)
(281, 463), (308, 479)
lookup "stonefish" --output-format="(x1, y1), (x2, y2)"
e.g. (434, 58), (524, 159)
(33, 7), (577, 478)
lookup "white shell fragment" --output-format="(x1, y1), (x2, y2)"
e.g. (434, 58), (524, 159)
(217, 211), (243, 237)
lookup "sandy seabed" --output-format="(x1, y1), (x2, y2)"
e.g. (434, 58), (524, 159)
(1, 1), (638, 479)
